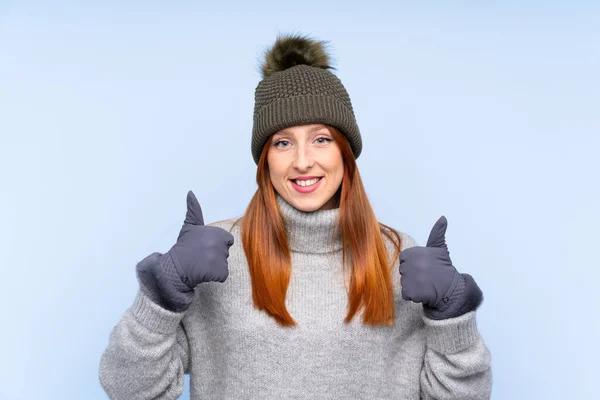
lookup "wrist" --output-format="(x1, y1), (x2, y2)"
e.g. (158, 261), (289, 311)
(155, 254), (195, 312)
(136, 252), (195, 313)
(423, 273), (483, 320)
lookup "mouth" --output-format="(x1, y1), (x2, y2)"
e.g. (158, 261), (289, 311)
(289, 177), (324, 193)
(289, 177), (323, 187)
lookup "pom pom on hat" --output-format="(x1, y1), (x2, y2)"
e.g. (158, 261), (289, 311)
(260, 33), (334, 78)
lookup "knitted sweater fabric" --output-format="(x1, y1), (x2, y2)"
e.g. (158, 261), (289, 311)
(99, 196), (492, 399)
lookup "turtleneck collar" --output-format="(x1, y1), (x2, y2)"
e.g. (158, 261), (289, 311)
(276, 193), (343, 254)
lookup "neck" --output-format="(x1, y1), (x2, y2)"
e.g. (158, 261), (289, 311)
(276, 194), (343, 254)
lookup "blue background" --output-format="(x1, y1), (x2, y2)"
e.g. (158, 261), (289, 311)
(1, 1), (598, 399)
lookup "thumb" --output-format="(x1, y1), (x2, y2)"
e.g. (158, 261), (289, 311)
(183, 190), (205, 226)
(426, 215), (448, 249)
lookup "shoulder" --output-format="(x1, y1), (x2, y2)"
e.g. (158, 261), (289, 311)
(379, 223), (419, 253)
(379, 224), (422, 309)
(206, 217), (243, 236)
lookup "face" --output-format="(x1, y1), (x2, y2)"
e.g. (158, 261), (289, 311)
(267, 124), (344, 212)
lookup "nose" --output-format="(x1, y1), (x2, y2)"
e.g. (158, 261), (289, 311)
(292, 145), (314, 171)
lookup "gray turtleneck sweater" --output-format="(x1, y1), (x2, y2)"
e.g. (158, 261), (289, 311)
(99, 196), (492, 399)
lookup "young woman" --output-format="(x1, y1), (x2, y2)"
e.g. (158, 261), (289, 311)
(99, 34), (492, 399)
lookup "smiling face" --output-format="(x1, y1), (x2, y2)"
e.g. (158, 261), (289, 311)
(267, 124), (344, 212)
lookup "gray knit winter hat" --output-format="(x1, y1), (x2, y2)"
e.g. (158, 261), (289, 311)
(251, 34), (362, 165)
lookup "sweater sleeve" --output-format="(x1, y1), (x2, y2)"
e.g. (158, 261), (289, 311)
(419, 311), (492, 400)
(99, 288), (192, 400)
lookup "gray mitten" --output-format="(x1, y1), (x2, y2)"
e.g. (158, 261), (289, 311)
(399, 216), (483, 320)
(137, 190), (234, 312)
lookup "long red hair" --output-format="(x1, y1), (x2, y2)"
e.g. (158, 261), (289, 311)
(236, 126), (403, 327)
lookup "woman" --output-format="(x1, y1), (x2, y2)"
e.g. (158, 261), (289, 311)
(99, 34), (492, 399)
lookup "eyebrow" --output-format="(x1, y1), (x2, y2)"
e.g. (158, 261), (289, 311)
(275, 125), (329, 136)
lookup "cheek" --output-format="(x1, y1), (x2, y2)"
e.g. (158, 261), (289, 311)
(267, 156), (282, 179)
(267, 165), (287, 188)
(269, 170), (282, 186)
(334, 166), (344, 185)
(329, 153), (344, 183)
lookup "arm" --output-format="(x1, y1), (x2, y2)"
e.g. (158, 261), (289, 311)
(420, 311), (492, 400)
(398, 221), (492, 399)
(99, 253), (192, 400)
(98, 191), (233, 399)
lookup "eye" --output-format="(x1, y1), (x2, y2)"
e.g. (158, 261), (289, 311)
(274, 140), (290, 148)
(316, 137), (333, 144)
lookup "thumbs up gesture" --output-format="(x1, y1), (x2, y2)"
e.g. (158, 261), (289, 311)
(168, 190), (235, 289)
(399, 216), (483, 319)
(136, 190), (235, 312)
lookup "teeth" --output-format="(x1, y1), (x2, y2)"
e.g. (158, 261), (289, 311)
(294, 177), (321, 187)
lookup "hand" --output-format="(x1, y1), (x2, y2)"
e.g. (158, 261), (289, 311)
(399, 216), (461, 309)
(168, 190), (235, 289)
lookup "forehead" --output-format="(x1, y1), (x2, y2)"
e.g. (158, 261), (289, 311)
(274, 124), (329, 136)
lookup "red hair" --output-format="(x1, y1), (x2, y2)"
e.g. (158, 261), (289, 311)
(236, 126), (403, 327)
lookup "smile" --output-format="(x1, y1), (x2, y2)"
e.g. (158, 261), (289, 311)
(292, 177), (322, 187)
(290, 177), (324, 193)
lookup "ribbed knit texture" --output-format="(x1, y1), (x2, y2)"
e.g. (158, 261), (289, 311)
(99, 195), (492, 399)
(252, 64), (362, 164)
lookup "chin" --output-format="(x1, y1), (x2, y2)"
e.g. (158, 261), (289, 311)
(275, 180), (339, 212)
(292, 202), (322, 212)
(288, 196), (331, 212)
